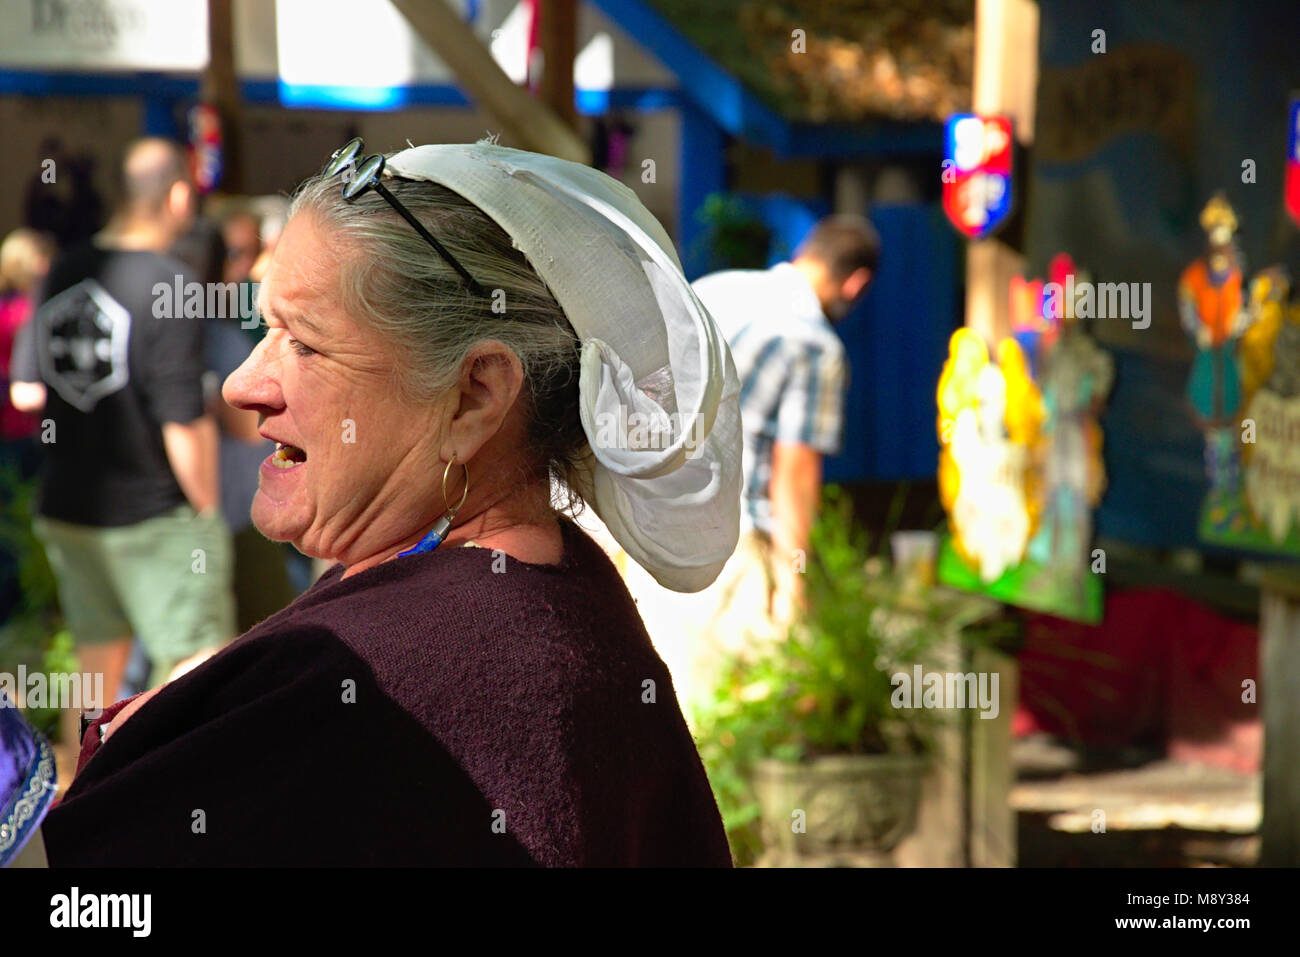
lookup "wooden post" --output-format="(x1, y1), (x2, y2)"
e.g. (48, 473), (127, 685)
(390, 0), (589, 165)
(893, 595), (1011, 867)
(204, 0), (243, 192)
(895, 628), (966, 866)
(969, 646), (1018, 866)
(965, 0), (1038, 345)
(536, 0), (579, 135)
(1259, 567), (1300, 865)
(948, 0), (1040, 866)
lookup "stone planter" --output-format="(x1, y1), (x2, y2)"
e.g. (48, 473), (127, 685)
(752, 754), (927, 867)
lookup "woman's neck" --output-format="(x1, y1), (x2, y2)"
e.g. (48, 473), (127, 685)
(339, 481), (563, 579)
(446, 507), (564, 565)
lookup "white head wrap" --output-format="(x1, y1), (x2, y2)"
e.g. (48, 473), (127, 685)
(385, 142), (742, 593)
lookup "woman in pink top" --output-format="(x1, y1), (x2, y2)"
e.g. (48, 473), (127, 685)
(0, 228), (53, 448)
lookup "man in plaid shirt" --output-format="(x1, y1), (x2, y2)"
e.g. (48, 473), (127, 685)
(689, 214), (878, 660)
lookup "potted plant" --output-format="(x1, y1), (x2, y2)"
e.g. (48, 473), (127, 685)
(691, 193), (774, 273)
(693, 486), (1009, 866)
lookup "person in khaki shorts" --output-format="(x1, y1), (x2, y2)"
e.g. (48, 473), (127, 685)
(32, 504), (234, 685)
(9, 139), (235, 746)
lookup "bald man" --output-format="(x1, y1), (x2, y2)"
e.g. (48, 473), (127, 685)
(9, 138), (235, 747)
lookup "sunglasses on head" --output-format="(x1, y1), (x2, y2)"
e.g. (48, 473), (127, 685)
(323, 138), (486, 298)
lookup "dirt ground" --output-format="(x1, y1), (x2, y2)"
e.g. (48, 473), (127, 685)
(1012, 734), (1260, 867)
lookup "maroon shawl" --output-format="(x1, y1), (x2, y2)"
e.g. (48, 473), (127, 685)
(43, 518), (732, 866)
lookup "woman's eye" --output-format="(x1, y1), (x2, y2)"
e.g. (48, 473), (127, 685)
(288, 339), (316, 357)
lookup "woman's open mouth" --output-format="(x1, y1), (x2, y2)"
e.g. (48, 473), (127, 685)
(268, 442), (307, 469)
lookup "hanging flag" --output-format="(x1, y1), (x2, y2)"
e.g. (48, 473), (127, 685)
(187, 102), (223, 195)
(1286, 97), (1300, 228)
(943, 114), (1013, 239)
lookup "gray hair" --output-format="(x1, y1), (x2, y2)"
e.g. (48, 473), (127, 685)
(289, 158), (589, 498)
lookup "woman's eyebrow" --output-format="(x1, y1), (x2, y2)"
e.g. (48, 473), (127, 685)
(264, 301), (324, 338)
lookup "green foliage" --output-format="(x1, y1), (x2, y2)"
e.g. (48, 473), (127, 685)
(692, 485), (1013, 864)
(0, 464), (68, 738)
(18, 629), (76, 739)
(0, 463), (58, 620)
(693, 194), (773, 273)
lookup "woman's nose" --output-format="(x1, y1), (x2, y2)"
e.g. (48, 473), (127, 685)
(223, 337), (281, 412)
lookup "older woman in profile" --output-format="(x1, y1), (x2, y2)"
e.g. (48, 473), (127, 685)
(36, 140), (742, 866)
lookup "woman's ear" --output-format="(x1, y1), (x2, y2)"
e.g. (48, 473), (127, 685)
(441, 340), (525, 463)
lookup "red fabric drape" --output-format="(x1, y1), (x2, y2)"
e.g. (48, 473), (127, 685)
(1014, 587), (1260, 771)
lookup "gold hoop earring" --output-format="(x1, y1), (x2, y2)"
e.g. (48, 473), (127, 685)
(397, 453), (471, 558)
(442, 453), (470, 521)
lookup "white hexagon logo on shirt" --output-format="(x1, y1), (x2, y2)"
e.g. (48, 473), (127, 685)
(36, 279), (131, 413)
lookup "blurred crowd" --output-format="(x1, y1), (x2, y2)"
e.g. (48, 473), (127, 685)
(1, 137), (309, 735)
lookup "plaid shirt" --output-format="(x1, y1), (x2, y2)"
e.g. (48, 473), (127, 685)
(692, 262), (847, 535)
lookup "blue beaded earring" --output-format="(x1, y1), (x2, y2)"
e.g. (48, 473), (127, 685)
(399, 454), (470, 557)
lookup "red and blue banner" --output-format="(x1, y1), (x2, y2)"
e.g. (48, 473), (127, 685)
(187, 102), (223, 195)
(1286, 97), (1300, 228)
(943, 114), (1013, 239)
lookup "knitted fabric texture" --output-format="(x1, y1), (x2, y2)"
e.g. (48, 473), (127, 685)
(44, 519), (732, 867)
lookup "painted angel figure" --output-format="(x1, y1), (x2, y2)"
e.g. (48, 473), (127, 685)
(939, 332), (1043, 583)
(1030, 323), (1114, 570)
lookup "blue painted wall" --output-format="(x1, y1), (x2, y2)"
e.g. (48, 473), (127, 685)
(826, 204), (960, 482)
(1095, 349), (1206, 548)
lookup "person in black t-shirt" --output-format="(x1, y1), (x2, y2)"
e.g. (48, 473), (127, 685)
(9, 139), (235, 748)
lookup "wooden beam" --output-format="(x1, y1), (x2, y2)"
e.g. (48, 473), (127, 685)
(969, 646), (1018, 867)
(390, 0), (590, 165)
(1260, 569), (1300, 864)
(965, 0), (1039, 346)
(955, 0), (1038, 868)
(966, 240), (1026, 345)
(972, 0), (1039, 146)
(536, 0), (579, 134)
(203, 0), (243, 192)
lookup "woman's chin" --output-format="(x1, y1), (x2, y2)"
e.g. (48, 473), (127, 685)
(250, 494), (306, 545)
